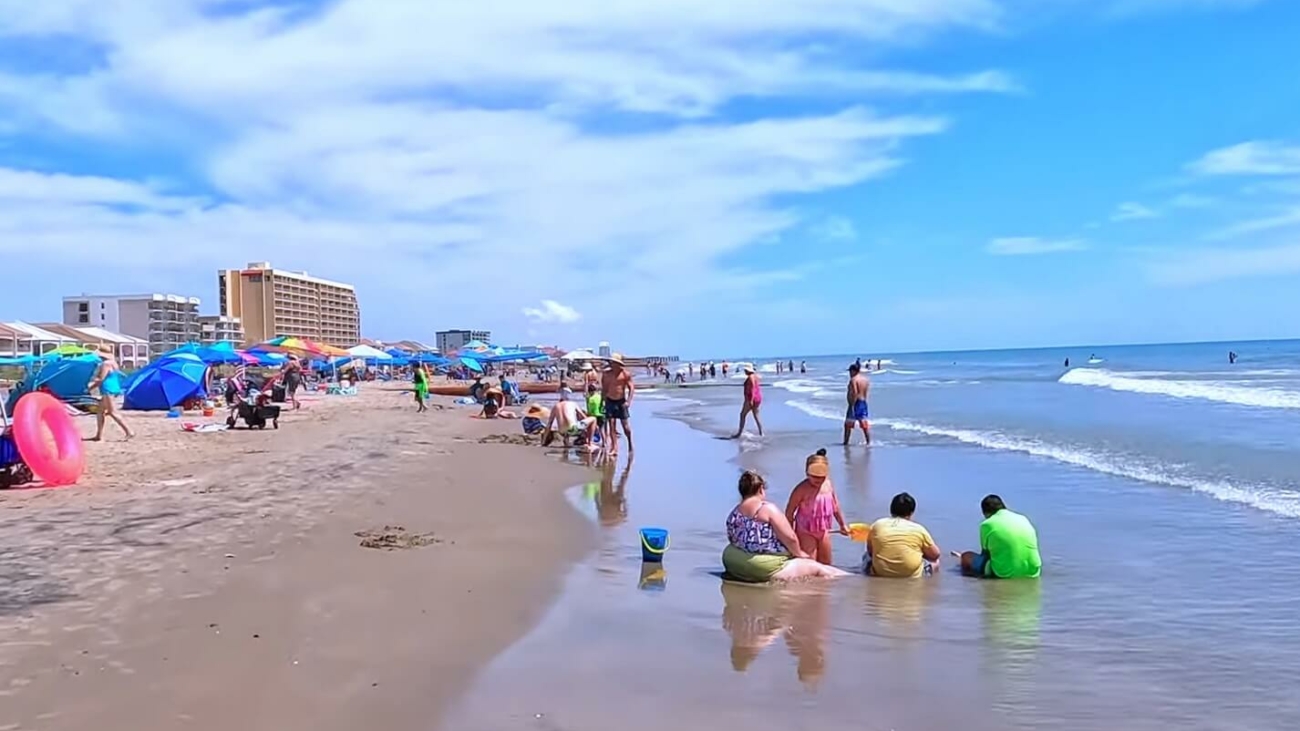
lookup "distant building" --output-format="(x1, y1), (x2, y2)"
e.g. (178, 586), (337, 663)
(598, 341), (611, 358)
(197, 314), (245, 345)
(3, 321), (79, 356)
(62, 293), (201, 358)
(34, 323), (150, 368)
(436, 329), (491, 354)
(218, 261), (360, 347)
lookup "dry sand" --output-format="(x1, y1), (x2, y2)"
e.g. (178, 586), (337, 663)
(0, 388), (594, 730)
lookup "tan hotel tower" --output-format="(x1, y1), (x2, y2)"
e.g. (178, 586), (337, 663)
(218, 262), (360, 347)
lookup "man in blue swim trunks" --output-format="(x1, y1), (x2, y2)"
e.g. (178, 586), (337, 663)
(843, 363), (871, 445)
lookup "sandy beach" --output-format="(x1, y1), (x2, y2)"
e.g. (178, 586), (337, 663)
(0, 388), (593, 730)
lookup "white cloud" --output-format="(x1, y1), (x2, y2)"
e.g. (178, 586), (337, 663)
(522, 300), (582, 324)
(1207, 207), (1300, 240)
(987, 237), (1087, 255)
(0, 0), (1017, 345)
(811, 216), (858, 241)
(1149, 242), (1300, 286)
(1188, 140), (1300, 176)
(1111, 201), (1159, 221)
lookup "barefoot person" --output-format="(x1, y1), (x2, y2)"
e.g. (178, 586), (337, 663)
(865, 492), (941, 577)
(281, 355), (303, 411)
(731, 365), (763, 438)
(785, 449), (849, 565)
(955, 494), (1042, 579)
(601, 353), (634, 455)
(843, 362), (871, 445)
(542, 393), (598, 448)
(87, 345), (134, 441)
(723, 471), (848, 583)
(412, 363), (430, 413)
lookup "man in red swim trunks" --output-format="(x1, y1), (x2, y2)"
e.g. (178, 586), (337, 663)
(601, 353), (635, 455)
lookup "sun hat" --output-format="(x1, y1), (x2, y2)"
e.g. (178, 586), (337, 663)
(743, 364), (755, 374)
(805, 451), (830, 478)
(582, 363), (594, 371)
(608, 353), (625, 365)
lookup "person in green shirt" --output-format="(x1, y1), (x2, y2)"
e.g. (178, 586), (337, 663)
(956, 494), (1042, 579)
(585, 384), (606, 452)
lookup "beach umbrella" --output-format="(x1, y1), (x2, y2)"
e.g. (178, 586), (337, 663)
(562, 348), (597, 361)
(123, 353), (208, 411)
(461, 339), (491, 352)
(3, 357), (100, 413)
(460, 356), (484, 373)
(47, 343), (96, 357)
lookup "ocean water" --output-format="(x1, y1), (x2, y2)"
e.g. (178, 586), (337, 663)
(443, 340), (1300, 731)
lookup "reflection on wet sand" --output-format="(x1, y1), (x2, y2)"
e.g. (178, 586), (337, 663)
(580, 457), (632, 527)
(720, 581), (831, 689)
(598, 459), (631, 526)
(981, 580), (1043, 718)
(856, 574), (940, 638)
(638, 561), (667, 591)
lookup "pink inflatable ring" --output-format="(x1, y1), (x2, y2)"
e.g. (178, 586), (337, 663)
(14, 392), (86, 486)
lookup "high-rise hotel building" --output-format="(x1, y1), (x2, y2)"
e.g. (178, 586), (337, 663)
(218, 262), (360, 347)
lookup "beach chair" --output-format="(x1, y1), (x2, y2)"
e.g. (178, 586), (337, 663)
(0, 396), (34, 488)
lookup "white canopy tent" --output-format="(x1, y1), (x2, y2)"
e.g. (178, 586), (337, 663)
(347, 344), (393, 360)
(561, 348), (598, 361)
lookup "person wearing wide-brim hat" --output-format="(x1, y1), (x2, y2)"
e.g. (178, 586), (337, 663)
(730, 364), (763, 439)
(601, 353), (634, 455)
(87, 344), (134, 441)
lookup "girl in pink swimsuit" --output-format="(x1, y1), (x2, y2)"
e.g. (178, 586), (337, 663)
(785, 449), (849, 565)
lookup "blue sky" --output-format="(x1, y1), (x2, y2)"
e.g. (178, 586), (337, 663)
(1, 0), (1298, 357)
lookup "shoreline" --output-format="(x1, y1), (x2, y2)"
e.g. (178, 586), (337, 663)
(0, 389), (594, 730)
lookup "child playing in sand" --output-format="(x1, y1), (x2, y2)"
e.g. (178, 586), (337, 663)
(785, 449), (849, 565)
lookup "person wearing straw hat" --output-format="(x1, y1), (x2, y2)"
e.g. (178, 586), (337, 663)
(729, 364), (763, 439)
(600, 353), (634, 455)
(87, 344), (134, 441)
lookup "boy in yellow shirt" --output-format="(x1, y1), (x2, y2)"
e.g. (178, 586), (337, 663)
(864, 492), (941, 577)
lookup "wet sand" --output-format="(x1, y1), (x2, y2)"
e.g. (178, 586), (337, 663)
(0, 388), (593, 730)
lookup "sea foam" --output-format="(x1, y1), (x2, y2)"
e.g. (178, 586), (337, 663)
(784, 400), (1300, 519)
(1059, 368), (1300, 410)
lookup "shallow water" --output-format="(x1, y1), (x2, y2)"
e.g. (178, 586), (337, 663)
(444, 341), (1300, 731)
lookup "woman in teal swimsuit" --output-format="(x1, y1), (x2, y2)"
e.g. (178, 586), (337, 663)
(88, 345), (134, 441)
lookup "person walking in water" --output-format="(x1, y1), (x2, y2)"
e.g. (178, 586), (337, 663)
(601, 353), (635, 455)
(731, 364), (764, 438)
(844, 362), (871, 445)
(87, 345), (134, 441)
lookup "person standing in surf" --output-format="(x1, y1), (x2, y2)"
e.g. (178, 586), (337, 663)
(844, 362), (870, 445)
(601, 353), (635, 455)
(731, 365), (764, 438)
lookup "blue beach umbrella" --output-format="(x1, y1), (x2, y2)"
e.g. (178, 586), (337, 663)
(460, 356), (484, 373)
(123, 353), (208, 411)
(3, 357), (100, 413)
